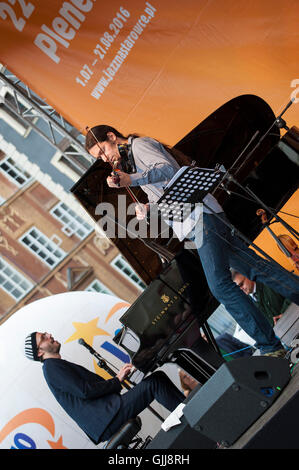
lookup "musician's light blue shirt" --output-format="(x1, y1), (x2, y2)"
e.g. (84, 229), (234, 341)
(128, 136), (223, 214)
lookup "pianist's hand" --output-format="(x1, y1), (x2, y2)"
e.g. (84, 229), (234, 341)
(116, 363), (134, 382)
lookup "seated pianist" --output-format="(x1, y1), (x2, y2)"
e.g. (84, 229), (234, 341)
(24, 331), (185, 444)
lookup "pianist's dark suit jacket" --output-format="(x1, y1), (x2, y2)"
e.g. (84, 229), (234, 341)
(43, 358), (122, 444)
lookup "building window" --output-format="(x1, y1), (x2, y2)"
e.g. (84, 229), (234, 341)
(85, 279), (114, 295)
(50, 202), (93, 239)
(111, 254), (146, 290)
(0, 87), (37, 137)
(51, 150), (90, 182)
(19, 227), (66, 267)
(0, 156), (32, 187)
(0, 257), (33, 300)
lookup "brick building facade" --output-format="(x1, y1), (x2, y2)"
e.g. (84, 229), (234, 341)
(0, 140), (144, 324)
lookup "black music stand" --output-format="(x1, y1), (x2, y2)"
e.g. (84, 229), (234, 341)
(157, 166), (225, 223)
(156, 163), (299, 285)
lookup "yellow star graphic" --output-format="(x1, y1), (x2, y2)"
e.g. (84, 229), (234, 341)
(64, 317), (110, 345)
(47, 435), (67, 449)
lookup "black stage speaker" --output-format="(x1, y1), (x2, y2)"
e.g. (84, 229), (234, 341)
(147, 415), (216, 450)
(183, 356), (291, 446)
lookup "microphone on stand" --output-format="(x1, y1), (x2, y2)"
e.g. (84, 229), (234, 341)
(78, 338), (112, 372)
(78, 337), (96, 355)
(78, 338), (136, 379)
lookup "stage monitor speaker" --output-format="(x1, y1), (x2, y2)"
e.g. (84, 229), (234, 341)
(183, 356), (290, 446)
(147, 415), (216, 450)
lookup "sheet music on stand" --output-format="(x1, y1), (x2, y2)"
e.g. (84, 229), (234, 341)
(157, 166), (225, 224)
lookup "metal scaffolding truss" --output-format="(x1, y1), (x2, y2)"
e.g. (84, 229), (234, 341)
(0, 66), (92, 174)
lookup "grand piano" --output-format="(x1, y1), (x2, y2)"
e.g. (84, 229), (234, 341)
(71, 94), (299, 383)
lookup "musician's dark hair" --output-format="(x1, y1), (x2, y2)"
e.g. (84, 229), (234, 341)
(85, 125), (135, 150)
(85, 125), (192, 167)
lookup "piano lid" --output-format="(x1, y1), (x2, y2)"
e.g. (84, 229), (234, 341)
(174, 93), (280, 178)
(70, 94), (281, 283)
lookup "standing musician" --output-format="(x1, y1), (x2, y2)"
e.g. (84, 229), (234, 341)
(85, 125), (299, 358)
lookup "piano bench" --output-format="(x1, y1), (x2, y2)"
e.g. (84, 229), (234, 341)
(104, 417), (142, 449)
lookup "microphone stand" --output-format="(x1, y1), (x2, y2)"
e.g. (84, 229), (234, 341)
(224, 98), (295, 179)
(78, 339), (164, 422)
(225, 173), (299, 241)
(211, 97), (299, 262)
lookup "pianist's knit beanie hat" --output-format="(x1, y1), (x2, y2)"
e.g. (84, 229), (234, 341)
(24, 332), (39, 361)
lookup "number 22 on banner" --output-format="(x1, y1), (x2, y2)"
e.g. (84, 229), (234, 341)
(0, 0), (35, 33)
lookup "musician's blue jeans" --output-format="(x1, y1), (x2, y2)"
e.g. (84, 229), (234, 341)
(191, 212), (299, 353)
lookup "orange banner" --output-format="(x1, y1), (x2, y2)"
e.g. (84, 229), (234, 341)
(0, 0), (298, 143)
